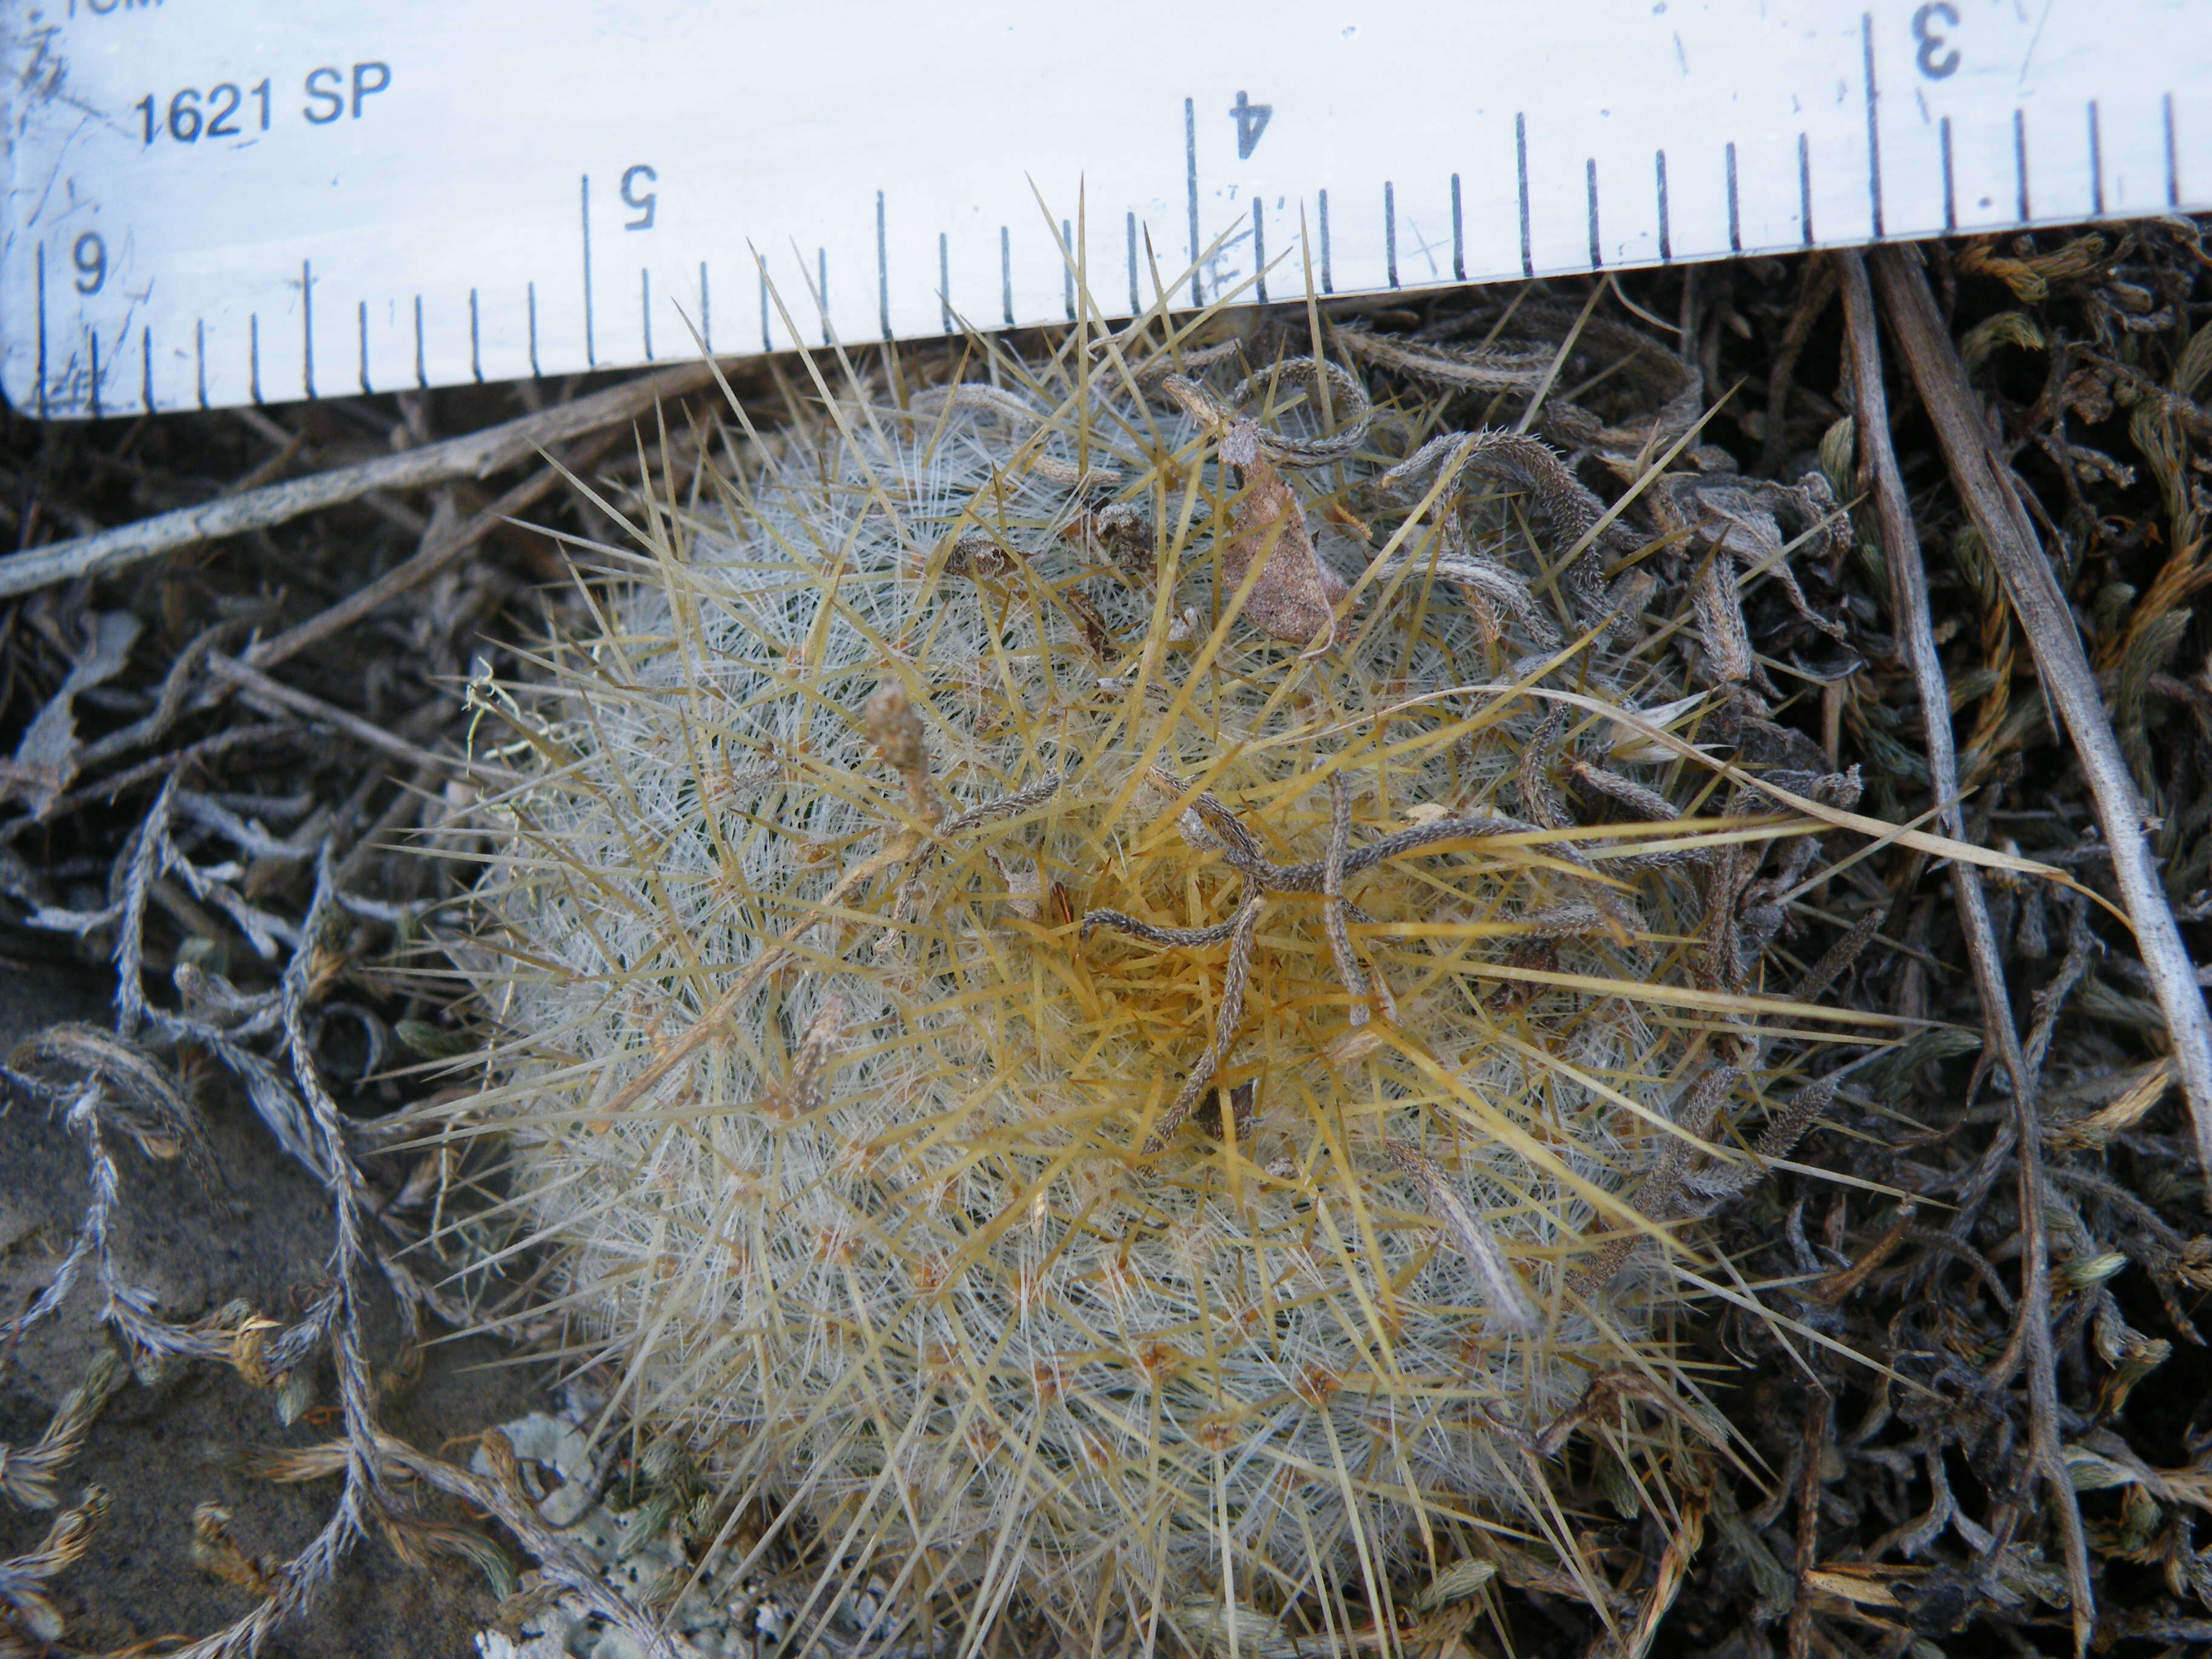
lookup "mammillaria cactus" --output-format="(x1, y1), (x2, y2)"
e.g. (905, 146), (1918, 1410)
(443, 301), (1862, 1653)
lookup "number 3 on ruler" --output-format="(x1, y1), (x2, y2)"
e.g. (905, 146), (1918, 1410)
(1912, 2), (1960, 79)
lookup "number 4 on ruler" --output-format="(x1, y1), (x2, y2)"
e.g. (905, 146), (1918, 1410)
(1230, 90), (1272, 159)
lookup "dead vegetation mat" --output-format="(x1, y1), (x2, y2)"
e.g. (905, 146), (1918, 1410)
(2, 221), (2211, 1659)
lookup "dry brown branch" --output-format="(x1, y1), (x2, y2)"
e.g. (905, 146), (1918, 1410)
(33, 722), (297, 816)
(0, 360), (724, 599)
(1839, 248), (2093, 1651)
(1871, 244), (2212, 1187)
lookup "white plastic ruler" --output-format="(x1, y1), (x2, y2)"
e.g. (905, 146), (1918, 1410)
(1, 1), (2207, 420)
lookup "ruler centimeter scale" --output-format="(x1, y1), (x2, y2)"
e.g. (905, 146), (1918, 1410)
(1, 0), (2207, 421)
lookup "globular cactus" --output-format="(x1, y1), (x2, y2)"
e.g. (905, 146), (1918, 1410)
(446, 309), (1852, 1651)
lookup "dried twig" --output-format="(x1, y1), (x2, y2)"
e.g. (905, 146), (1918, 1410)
(33, 723), (298, 817)
(203, 655), (511, 782)
(1840, 249), (2092, 1650)
(243, 433), (623, 673)
(1872, 244), (2212, 1187)
(0, 360), (724, 598)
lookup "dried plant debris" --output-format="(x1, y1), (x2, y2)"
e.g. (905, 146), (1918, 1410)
(464, 1401), (954, 1659)
(0, 381), (751, 1654)
(0, 1486), (110, 1655)
(2, 218), (2211, 1657)
(0, 1349), (124, 1512)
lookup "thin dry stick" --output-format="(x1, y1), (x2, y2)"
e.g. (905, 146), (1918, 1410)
(370, 1429), (678, 1658)
(0, 361), (725, 599)
(203, 655), (513, 783)
(244, 432), (624, 673)
(1838, 249), (2091, 1651)
(1785, 1396), (1826, 1659)
(1872, 245), (2212, 1188)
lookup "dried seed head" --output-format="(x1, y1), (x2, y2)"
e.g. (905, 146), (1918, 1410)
(862, 679), (937, 820)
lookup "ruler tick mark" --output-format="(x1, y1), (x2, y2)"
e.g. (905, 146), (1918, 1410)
(1125, 212), (1139, 317)
(580, 174), (597, 369)
(35, 243), (47, 420)
(1450, 174), (1464, 281)
(1184, 97), (1201, 307)
(1515, 113), (1532, 278)
(878, 190), (892, 341)
(414, 295), (426, 390)
(13, 11), (2203, 418)
(1384, 181), (1398, 289)
(2087, 99), (2105, 215)
(2165, 92), (2180, 206)
(1939, 116), (1956, 232)
(1798, 133), (1814, 246)
(1725, 142), (1741, 253)
(301, 260), (315, 399)
(1584, 159), (1601, 269)
(1862, 12), (1884, 237)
